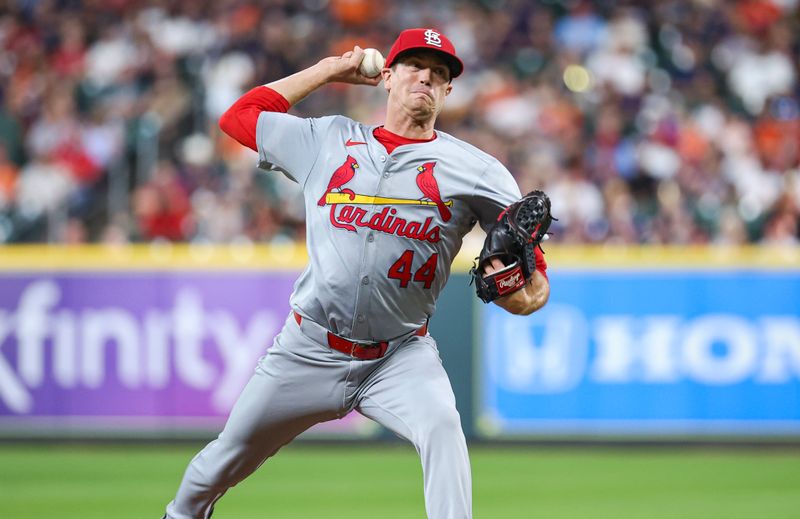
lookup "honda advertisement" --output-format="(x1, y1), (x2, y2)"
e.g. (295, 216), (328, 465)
(479, 269), (800, 437)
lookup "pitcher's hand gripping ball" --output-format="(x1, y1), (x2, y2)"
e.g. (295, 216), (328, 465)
(359, 48), (385, 78)
(470, 190), (554, 303)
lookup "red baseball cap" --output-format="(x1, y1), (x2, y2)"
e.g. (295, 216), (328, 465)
(385, 28), (464, 79)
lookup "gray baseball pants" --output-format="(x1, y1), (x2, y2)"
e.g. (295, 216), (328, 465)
(164, 312), (471, 519)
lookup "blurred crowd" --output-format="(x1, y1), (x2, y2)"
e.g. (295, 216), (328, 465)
(0, 0), (798, 246)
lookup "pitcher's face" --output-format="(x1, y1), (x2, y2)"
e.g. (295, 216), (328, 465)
(383, 51), (453, 121)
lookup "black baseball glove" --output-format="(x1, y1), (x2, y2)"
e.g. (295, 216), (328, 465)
(470, 190), (553, 303)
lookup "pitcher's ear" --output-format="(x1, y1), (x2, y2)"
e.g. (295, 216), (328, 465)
(381, 67), (392, 89)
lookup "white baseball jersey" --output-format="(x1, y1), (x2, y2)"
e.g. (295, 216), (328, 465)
(256, 112), (521, 340)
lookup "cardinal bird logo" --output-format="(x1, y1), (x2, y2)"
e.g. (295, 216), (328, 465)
(415, 161), (451, 222)
(318, 155), (360, 206)
(319, 158), (453, 242)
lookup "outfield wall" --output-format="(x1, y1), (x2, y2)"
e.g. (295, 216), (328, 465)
(0, 245), (797, 440)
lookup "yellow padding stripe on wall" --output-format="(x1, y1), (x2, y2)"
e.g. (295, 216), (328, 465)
(0, 244), (797, 272)
(0, 244), (308, 271)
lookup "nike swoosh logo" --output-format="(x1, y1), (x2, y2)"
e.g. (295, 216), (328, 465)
(345, 139), (367, 146)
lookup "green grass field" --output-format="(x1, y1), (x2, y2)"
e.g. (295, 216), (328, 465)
(0, 443), (798, 518)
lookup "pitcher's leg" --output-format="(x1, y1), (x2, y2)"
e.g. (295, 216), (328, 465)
(356, 337), (471, 519)
(165, 319), (346, 519)
(165, 367), (337, 518)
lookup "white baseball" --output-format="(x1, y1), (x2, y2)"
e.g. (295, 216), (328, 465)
(358, 48), (385, 78)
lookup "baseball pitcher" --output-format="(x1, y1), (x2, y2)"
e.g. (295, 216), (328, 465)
(163, 27), (552, 519)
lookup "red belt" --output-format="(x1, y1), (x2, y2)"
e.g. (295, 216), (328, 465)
(293, 311), (427, 360)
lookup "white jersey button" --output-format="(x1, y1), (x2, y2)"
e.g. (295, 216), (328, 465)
(361, 276), (370, 285)
(357, 314), (365, 322)
(367, 233), (375, 242)
(379, 155), (386, 162)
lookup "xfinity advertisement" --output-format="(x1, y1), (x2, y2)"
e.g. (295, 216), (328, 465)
(0, 274), (376, 436)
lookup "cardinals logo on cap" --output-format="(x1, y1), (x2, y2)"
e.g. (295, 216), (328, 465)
(423, 29), (442, 47)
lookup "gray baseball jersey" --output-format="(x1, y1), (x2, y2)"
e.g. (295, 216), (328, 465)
(256, 112), (521, 340)
(164, 112), (522, 519)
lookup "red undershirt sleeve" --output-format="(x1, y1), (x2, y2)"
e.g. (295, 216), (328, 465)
(534, 246), (548, 280)
(218, 86), (291, 151)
